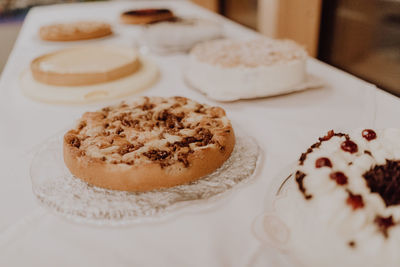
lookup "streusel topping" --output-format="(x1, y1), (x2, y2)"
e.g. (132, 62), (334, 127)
(190, 38), (307, 68)
(65, 96), (232, 167)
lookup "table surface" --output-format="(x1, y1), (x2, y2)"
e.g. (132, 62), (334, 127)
(0, 1), (399, 266)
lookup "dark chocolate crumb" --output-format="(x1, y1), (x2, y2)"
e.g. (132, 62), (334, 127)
(67, 135), (81, 148)
(178, 152), (190, 167)
(299, 153), (307, 165)
(121, 118), (139, 128)
(141, 103), (155, 111)
(118, 143), (142, 155)
(156, 110), (184, 130)
(78, 121), (86, 130)
(143, 149), (171, 161)
(375, 215), (395, 238)
(364, 150), (372, 156)
(348, 241), (356, 248)
(295, 171), (312, 200)
(363, 160), (400, 206)
(115, 127), (124, 135)
(195, 128), (213, 146)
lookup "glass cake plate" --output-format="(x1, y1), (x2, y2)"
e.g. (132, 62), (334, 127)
(250, 163), (299, 267)
(30, 129), (261, 226)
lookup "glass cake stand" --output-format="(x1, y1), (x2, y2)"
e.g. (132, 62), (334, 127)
(30, 129), (261, 226)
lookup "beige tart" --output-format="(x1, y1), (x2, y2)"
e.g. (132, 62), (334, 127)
(39, 21), (112, 42)
(120, 8), (174, 25)
(63, 96), (235, 191)
(30, 46), (140, 86)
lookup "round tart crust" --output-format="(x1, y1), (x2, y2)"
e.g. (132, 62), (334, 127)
(120, 9), (174, 25)
(63, 96), (235, 191)
(20, 55), (158, 104)
(30, 46), (140, 86)
(39, 21), (112, 41)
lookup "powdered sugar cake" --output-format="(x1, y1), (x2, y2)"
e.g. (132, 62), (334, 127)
(63, 96), (235, 191)
(186, 38), (308, 101)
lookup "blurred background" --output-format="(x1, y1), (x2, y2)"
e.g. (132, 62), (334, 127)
(1, 0), (399, 95)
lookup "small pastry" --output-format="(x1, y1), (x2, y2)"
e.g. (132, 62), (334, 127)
(120, 8), (174, 25)
(39, 21), (112, 41)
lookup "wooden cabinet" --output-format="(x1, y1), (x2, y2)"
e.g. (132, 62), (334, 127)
(191, 0), (219, 12)
(191, 0), (323, 57)
(258, 0), (322, 57)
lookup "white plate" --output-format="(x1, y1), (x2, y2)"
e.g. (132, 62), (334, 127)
(20, 55), (159, 105)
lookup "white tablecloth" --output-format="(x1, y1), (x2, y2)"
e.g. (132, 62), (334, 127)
(0, 1), (399, 266)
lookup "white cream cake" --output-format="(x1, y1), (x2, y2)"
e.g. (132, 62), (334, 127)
(185, 38), (308, 101)
(268, 129), (400, 267)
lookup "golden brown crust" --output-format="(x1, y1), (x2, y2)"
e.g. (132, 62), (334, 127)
(120, 9), (174, 25)
(63, 96), (235, 191)
(39, 21), (112, 42)
(30, 48), (140, 86)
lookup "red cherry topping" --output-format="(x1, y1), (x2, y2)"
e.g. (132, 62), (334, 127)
(341, 140), (358, 153)
(362, 129), (377, 141)
(330, 172), (348, 185)
(346, 192), (364, 210)
(315, 157), (332, 168)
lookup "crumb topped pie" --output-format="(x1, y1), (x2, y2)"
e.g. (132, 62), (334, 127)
(63, 96), (235, 191)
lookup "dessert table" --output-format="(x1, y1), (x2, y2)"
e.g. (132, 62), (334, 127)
(0, 1), (399, 266)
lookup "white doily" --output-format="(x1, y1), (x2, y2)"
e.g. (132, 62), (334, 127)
(31, 130), (260, 225)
